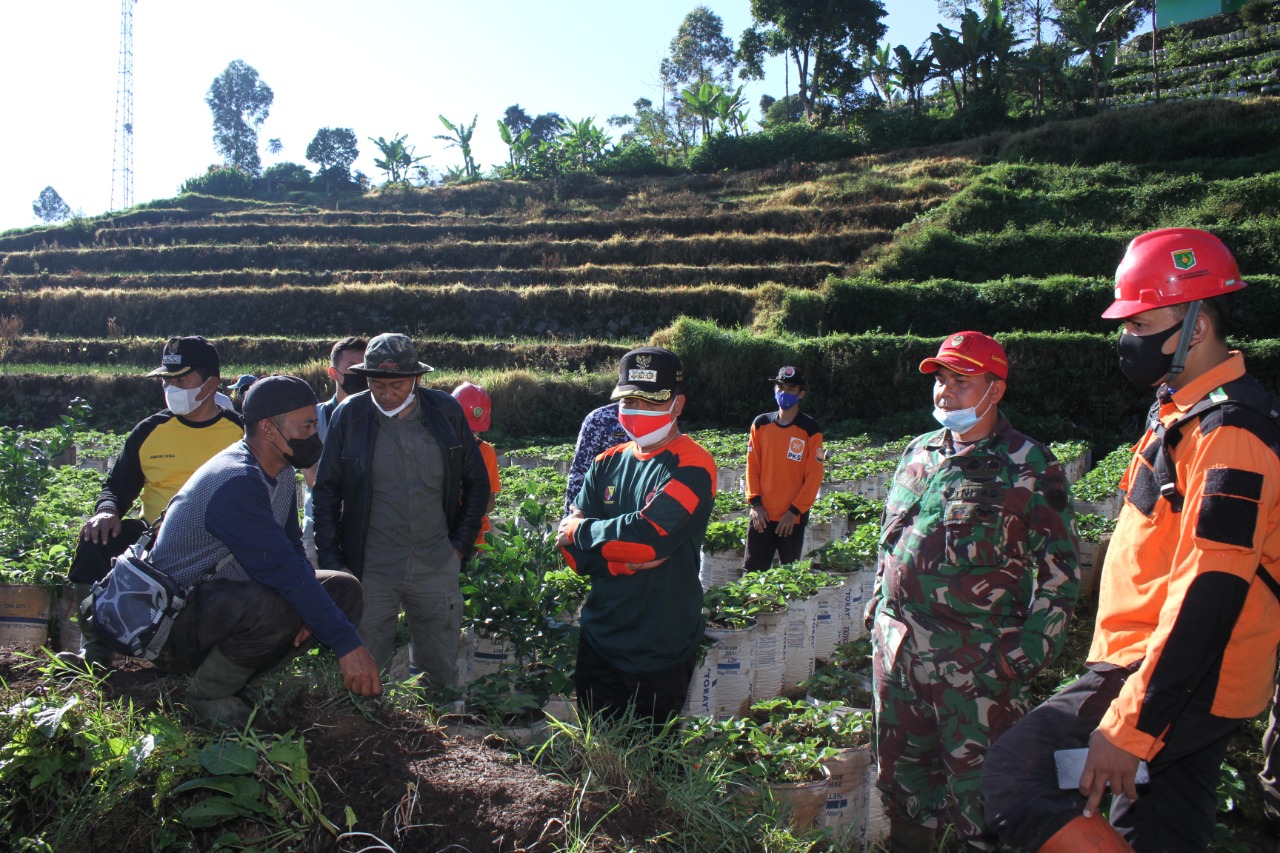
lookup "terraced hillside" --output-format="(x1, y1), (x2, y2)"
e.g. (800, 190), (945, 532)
(4, 98), (1280, 443)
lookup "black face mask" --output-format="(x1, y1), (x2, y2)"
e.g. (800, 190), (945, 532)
(280, 433), (324, 469)
(340, 372), (368, 395)
(1117, 320), (1183, 388)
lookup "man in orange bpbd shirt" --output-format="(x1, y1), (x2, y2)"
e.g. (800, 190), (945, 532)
(744, 366), (824, 573)
(983, 229), (1280, 852)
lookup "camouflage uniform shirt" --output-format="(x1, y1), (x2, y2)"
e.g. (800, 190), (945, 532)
(872, 414), (1079, 676)
(868, 414), (1079, 839)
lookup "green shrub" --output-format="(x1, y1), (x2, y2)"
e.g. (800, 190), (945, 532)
(593, 142), (674, 177)
(260, 162), (312, 187)
(654, 317), (1161, 443)
(993, 99), (1280, 168)
(180, 166), (253, 197)
(868, 225), (1130, 282)
(688, 124), (863, 173)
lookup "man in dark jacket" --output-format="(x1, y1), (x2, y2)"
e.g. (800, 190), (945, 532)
(312, 333), (489, 687)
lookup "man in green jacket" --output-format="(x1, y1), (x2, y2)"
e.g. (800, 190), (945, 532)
(556, 347), (717, 724)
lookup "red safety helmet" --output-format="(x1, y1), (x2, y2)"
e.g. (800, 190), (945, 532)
(1102, 228), (1246, 319)
(452, 382), (491, 433)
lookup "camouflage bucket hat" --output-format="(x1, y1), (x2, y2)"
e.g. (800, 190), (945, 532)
(348, 333), (434, 378)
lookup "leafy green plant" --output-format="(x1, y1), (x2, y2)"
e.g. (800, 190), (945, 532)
(818, 492), (885, 526)
(1075, 512), (1117, 543)
(703, 583), (763, 629)
(435, 115), (480, 181)
(464, 505), (560, 662)
(703, 517), (749, 554)
(180, 166), (253, 196)
(0, 664), (194, 849)
(748, 698), (872, 751)
(1074, 443), (1130, 502)
(712, 488), (749, 520)
(684, 711), (834, 784)
(0, 399), (92, 585)
(812, 521), (881, 573)
(801, 638), (872, 704)
(168, 728), (353, 848)
(1050, 439), (1089, 467)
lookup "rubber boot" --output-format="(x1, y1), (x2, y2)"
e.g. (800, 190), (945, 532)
(1039, 814), (1133, 852)
(889, 819), (936, 853)
(55, 583), (114, 672)
(185, 647), (255, 728)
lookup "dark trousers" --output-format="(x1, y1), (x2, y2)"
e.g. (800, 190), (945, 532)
(983, 664), (1241, 852)
(742, 515), (808, 574)
(68, 518), (148, 584)
(574, 632), (695, 726)
(152, 571), (364, 674)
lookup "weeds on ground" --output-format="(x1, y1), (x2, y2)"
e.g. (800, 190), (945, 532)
(531, 708), (821, 852)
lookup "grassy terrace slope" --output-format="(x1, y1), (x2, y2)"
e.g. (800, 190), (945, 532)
(3, 98), (1280, 442)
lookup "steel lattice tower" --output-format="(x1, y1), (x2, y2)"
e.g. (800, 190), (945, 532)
(110, 0), (136, 211)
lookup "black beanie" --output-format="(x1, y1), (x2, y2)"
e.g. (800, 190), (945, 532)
(242, 375), (318, 423)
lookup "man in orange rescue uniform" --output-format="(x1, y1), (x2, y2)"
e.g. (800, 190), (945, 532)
(744, 365), (824, 573)
(982, 228), (1280, 851)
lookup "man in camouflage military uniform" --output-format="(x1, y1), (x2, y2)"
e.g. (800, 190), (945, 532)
(866, 331), (1079, 851)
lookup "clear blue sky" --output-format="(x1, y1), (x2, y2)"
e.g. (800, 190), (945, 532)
(0, 0), (943, 232)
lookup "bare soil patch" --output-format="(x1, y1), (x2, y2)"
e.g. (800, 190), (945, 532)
(0, 650), (655, 852)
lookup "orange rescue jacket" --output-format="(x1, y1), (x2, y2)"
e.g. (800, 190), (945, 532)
(1090, 353), (1280, 760)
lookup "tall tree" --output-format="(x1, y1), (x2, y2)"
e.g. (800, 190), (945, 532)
(205, 60), (274, 175)
(738, 0), (888, 121)
(306, 127), (360, 180)
(661, 6), (738, 91)
(32, 186), (71, 224)
(608, 98), (676, 157)
(1009, 0), (1056, 44)
(502, 105), (564, 146)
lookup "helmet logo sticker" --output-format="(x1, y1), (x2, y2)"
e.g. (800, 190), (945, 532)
(1172, 249), (1196, 270)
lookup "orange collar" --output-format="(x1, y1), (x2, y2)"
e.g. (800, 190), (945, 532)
(1164, 352), (1246, 416)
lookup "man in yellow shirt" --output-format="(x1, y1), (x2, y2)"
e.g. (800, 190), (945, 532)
(64, 336), (243, 670)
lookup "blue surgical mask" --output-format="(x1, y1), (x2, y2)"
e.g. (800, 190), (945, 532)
(775, 389), (800, 410)
(932, 382), (994, 434)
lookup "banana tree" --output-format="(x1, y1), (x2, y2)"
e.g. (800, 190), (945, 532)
(929, 0), (1017, 111)
(435, 114), (479, 181)
(497, 121), (534, 168)
(559, 116), (609, 170)
(713, 85), (749, 134)
(891, 44), (934, 114)
(861, 43), (896, 105)
(1054, 0), (1137, 111)
(680, 82), (725, 140)
(367, 133), (427, 184)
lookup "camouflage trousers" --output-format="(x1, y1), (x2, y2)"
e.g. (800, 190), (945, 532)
(871, 610), (1031, 845)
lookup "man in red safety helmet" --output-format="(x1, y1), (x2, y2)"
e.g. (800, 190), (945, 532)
(982, 228), (1280, 852)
